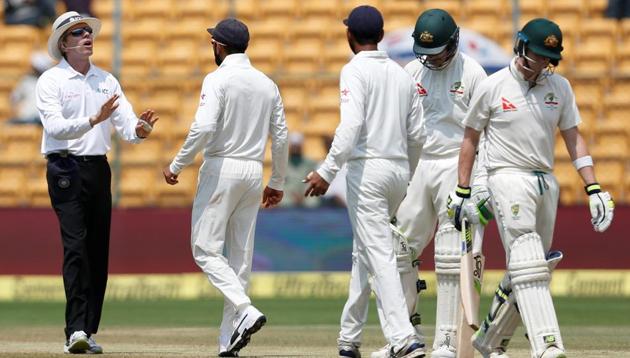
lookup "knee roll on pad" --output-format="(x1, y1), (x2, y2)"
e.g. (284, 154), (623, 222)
(434, 227), (461, 276)
(508, 232), (550, 285)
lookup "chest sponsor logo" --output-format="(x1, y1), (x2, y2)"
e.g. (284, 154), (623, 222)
(95, 87), (110, 95)
(511, 203), (520, 220)
(63, 91), (81, 101)
(199, 93), (206, 107)
(544, 92), (559, 110)
(449, 81), (464, 96)
(416, 83), (428, 97)
(340, 88), (350, 103)
(501, 97), (517, 112)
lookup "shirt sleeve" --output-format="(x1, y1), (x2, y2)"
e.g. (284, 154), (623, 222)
(316, 65), (364, 183)
(36, 73), (92, 140)
(558, 79), (581, 131)
(406, 83), (424, 173)
(463, 80), (491, 132)
(169, 76), (221, 174)
(267, 85), (289, 190)
(109, 77), (143, 144)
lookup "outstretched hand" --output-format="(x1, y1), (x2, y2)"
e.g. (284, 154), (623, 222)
(136, 109), (159, 138)
(90, 94), (120, 127)
(262, 186), (283, 208)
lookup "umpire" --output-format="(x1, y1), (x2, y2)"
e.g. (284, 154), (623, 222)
(36, 11), (158, 354)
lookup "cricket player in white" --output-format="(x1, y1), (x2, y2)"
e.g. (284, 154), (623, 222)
(449, 18), (614, 358)
(304, 6), (425, 358)
(163, 18), (288, 357)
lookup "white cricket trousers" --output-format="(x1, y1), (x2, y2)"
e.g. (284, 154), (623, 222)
(191, 157), (263, 340)
(341, 158), (417, 349)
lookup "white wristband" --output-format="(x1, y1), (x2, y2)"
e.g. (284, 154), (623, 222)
(573, 155), (593, 170)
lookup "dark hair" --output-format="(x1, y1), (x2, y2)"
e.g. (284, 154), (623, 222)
(224, 44), (247, 54)
(350, 29), (383, 45)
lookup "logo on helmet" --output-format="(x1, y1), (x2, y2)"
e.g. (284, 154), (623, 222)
(419, 31), (434, 43)
(544, 34), (559, 48)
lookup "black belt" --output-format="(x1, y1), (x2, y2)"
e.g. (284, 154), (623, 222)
(46, 152), (107, 162)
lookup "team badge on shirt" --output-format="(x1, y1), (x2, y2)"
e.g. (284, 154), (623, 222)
(511, 203), (520, 220)
(416, 83), (427, 97)
(199, 93), (206, 107)
(544, 92), (559, 110)
(501, 97), (517, 112)
(340, 88), (350, 103)
(449, 82), (464, 97)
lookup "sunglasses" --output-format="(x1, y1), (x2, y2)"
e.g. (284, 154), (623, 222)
(68, 26), (93, 37)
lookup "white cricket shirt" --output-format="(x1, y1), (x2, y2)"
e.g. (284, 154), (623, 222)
(37, 59), (143, 156)
(317, 51), (424, 183)
(463, 57), (581, 172)
(404, 52), (487, 157)
(169, 54), (288, 190)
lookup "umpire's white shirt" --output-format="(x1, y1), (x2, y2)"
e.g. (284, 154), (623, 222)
(404, 52), (487, 158)
(170, 54), (288, 190)
(317, 51), (423, 183)
(463, 57), (580, 172)
(37, 59), (143, 155)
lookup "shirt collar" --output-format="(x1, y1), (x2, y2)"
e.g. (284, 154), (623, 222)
(509, 56), (547, 86)
(219, 53), (251, 68)
(58, 58), (99, 79)
(354, 50), (389, 59)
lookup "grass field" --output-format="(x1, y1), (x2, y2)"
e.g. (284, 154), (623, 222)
(0, 297), (629, 357)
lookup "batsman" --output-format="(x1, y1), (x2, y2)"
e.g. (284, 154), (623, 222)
(385, 8), (492, 358)
(449, 18), (615, 358)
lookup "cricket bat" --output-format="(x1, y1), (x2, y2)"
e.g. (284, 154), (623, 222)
(456, 218), (485, 358)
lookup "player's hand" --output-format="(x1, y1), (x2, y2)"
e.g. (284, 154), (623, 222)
(304, 171), (329, 197)
(471, 185), (494, 225)
(447, 185), (481, 231)
(135, 109), (159, 138)
(586, 183), (614, 232)
(162, 166), (179, 185)
(90, 94), (120, 126)
(262, 186), (283, 208)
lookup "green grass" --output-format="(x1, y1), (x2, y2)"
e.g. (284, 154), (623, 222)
(0, 296), (628, 327)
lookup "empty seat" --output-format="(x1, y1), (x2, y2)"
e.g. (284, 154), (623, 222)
(117, 166), (158, 207)
(553, 159), (581, 205)
(299, 0), (340, 21)
(0, 167), (27, 207)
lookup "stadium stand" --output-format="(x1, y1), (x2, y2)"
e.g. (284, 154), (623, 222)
(0, 0), (628, 207)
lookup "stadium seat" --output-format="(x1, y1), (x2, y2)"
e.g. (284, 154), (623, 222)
(585, 0), (609, 17)
(298, 0), (340, 21)
(259, 0), (297, 23)
(548, 0), (584, 21)
(247, 38), (284, 74)
(127, 0), (173, 20)
(117, 166), (158, 207)
(93, 0), (115, 19)
(554, 159), (581, 205)
(601, 92), (630, 121)
(574, 42), (611, 79)
(234, 0), (259, 21)
(0, 167), (27, 207)
(518, 0), (547, 19)
(592, 159), (624, 201)
(303, 134), (328, 161)
(343, 0), (382, 14)
(591, 122), (628, 160)
(322, 40), (352, 74)
(382, 0), (422, 26)
(119, 139), (163, 166)
(284, 39), (323, 74)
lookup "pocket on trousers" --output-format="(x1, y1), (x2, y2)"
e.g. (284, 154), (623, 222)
(46, 157), (81, 204)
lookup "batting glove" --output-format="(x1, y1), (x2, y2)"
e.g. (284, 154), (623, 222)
(586, 183), (614, 232)
(447, 185), (481, 231)
(471, 185), (494, 226)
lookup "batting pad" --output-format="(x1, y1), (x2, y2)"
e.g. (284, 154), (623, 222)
(433, 227), (461, 351)
(508, 233), (564, 357)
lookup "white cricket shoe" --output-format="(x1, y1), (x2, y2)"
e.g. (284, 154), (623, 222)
(370, 344), (389, 358)
(339, 342), (361, 358)
(86, 336), (103, 354)
(431, 345), (456, 358)
(226, 305), (266, 354)
(390, 341), (426, 358)
(541, 346), (566, 358)
(63, 330), (89, 354)
(488, 351), (510, 358)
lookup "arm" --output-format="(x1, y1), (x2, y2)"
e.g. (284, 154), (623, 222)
(560, 126), (596, 184)
(407, 86), (424, 177)
(262, 85), (289, 208)
(164, 77), (220, 183)
(458, 127), (481, 187)
(36, 74), (93, 139)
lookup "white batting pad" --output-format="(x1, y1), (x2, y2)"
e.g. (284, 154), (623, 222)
(433, 227), (461, 352)
(508, 233), (563, 357)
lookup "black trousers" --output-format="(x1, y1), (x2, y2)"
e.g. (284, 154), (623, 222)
(46, 154), (111, 339)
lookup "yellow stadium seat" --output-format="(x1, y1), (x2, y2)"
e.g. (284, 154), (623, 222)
(518, 0), (547, 19)
(593, 159), (625, 200)
(119, 139), (163, 166)
(0, 24), (41, 48)
(303, 134), (328, 161)
(289, 17), (332, 42)
(93, 0), (114, 19)
(299, 0), (340, 20)
(585, 0), (609, 17)
(247, 38), (283, 74)
(127, 0), (173, 20)
(343, 0), (382, 14)
(259, 0), (297, 23)
(624, 175), (630, 204)
(0, 47), (32, 77)
(383, 0), (422, 26)
(284, 39), (323, 74)
(91, 41), (114, 72)
(464, 17), (500, 41)
(601, 92), (630, 121)
(122, 19), (164, 43)
(548, 0), (584, 20)
(0, 166), (27, 207)
(613, 46), (630, 77)
(0, 141), (40, 166)
(174, 0), (218, 21)
(157, 43), (199, 77)
(466, 0), (506, 22)
(554, 160), (581, 205)
(579, 18), (617, 50)
(120, 41), (157, 79)
(117, 166), (158, 207)
(422, 0), (461, 19)
(574, 42), (611, 78)
(234, 0), (259, 21)
(322, 40), (352, 74)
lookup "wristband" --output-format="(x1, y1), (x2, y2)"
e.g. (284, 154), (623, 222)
(585, 183), (601, 195)
(456, 185), (471, 198)
(573, 156), (593, 170)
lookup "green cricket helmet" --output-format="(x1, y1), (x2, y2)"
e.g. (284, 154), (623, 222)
(514, 18), (563, 66)
(412, 8), (459, 70)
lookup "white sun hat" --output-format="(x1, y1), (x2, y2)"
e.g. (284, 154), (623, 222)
(47, 11), (101, 61)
